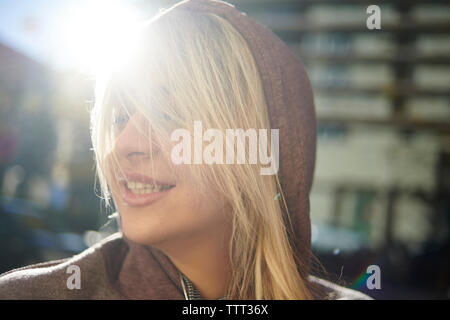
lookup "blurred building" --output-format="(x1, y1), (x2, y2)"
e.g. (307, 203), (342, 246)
(0, 43), (103, 273)
(231, 0), (450, 299)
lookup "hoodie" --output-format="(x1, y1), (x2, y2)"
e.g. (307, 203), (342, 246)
(0, 0), (371, 300)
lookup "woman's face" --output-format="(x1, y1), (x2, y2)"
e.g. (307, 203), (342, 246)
(106, 110), (230, 247)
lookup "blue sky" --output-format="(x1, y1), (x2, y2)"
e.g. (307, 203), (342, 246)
(0, 0), (70, 67)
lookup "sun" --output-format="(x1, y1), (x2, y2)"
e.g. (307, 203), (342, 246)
(59, 0), (145, 75)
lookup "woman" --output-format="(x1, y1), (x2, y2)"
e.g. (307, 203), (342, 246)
(0, 0), (371, 300)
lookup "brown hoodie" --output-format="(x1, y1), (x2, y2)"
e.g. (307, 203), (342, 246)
(0, 0), (371, 300)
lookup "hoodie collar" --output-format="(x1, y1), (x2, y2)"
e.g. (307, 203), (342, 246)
(116, 237), (185, 299)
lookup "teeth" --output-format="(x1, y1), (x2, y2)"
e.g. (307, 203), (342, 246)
(126, 181), (173, 195)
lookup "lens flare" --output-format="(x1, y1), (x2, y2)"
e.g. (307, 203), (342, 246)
(59, 0), (144, 75)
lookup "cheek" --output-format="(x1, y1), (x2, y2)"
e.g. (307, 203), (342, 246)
(171, 184), (229, 230)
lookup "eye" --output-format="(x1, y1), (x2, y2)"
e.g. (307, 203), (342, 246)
(113, 112), (130, 126)
(112, 103), (134, 127)
(162, 113), (172, 122)
(111, 111), (131, 138)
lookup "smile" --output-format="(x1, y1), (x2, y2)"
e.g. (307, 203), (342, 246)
(118, 172), (176, 207)
(126, 182), (174, 194)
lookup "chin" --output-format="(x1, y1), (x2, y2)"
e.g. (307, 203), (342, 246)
(121, 223), (170, 247)
(118, 209), (171, 246)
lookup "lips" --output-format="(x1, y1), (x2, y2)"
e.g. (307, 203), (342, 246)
(118, 172), (176, 207)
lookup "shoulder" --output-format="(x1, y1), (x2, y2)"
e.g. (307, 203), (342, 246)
(0, 232), (127, 299)
(308, 275), (373, 300)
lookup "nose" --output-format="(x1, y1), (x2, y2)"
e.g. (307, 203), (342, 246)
(113, 112), (158, 165)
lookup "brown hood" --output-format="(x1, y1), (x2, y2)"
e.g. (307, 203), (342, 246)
(118, 0), (317, 299)
(119, 0), (317, 298)
(171, 0), (317, 272)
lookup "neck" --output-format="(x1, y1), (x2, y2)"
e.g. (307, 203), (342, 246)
(154, 222), (232, 300)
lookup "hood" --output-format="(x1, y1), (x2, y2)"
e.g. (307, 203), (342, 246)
(173, 0), (317, 272)
(118, 0), (317, 297)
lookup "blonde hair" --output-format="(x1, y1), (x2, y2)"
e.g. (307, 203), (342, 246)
(91, 9), (314, 299)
